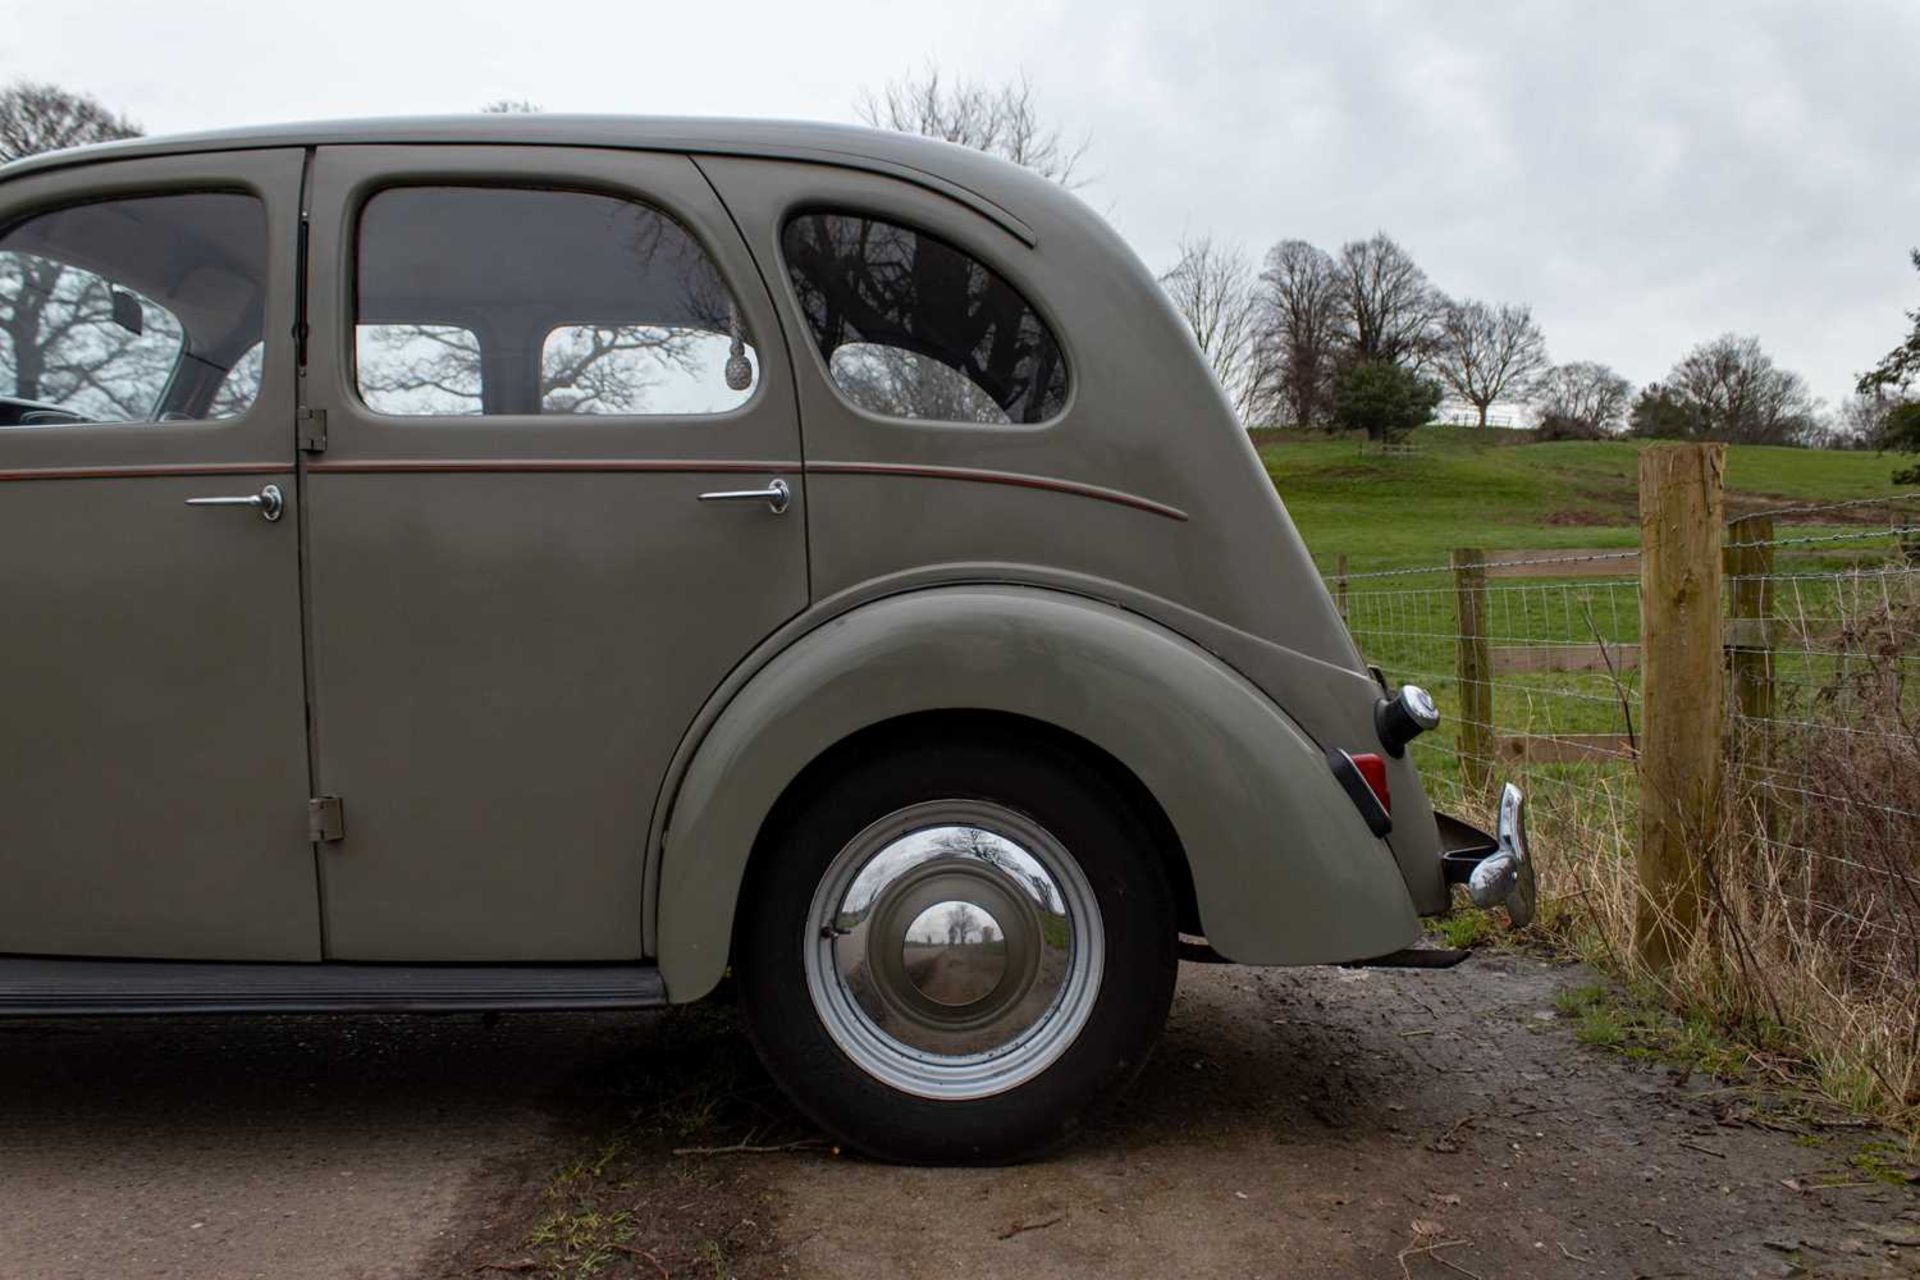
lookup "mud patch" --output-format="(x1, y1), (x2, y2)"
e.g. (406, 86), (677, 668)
(420, 1003), (798, 1280)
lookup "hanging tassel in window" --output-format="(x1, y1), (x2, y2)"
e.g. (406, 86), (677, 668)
(724, 309), (753, 391)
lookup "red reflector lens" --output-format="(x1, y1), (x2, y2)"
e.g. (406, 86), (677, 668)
(1351, 752), (1390, 812)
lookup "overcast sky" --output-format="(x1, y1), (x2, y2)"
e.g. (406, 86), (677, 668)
(7, 0), (1917, 409)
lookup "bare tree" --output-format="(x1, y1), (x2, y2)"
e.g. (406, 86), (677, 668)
(1255, 239), (1343, 429)
(358, 319), (712, 417)
(1160, 236), (1264, 424)
(0, 82), (157, 420)
(0, 80), (139, 163)
(1534, 361), (1631, 437)
(1630, 334), (1819, 445)
(480, 99), (540, 114)
(1335, 232), (1441, 369)
(857, 66), (1088, 187)
(1836, 385), (1911, 449)
(1432, 300), (1549, 428)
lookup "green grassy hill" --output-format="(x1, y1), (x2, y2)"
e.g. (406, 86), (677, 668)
(1257, 426), (1914, 573)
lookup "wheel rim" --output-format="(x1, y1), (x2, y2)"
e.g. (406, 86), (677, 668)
(803, 799), (1105, 1100)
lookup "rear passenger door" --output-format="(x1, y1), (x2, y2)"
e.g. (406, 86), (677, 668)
(301, 147), (807, 961)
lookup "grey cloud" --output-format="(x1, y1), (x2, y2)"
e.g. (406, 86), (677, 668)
(8, 0), (1915, 404)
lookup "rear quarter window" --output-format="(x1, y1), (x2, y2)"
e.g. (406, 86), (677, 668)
(781, 212), (1068, 425)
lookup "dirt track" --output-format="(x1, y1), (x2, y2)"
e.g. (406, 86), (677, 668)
(2, 954), (1915, 1279)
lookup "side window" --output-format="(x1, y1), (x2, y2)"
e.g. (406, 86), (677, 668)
(354, 187), (758, 418)
(781, 212), (1068, 425)
(0, 192), (267, 427)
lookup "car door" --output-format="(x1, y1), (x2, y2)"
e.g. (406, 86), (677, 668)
(0, 150), (318, 960)
(301, 145), (808, 961)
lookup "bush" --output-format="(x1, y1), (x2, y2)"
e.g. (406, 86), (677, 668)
(1331, 359), (1441, 442)
(1534, 410), (1611, 441)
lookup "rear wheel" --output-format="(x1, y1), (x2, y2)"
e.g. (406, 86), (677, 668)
(734, 733), (1177, 1163)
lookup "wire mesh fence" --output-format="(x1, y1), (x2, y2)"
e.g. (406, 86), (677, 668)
(1725, 512), (1920, 1011)
(1336, 554), (1644, 859)
(1330, 491), (1920, 1107)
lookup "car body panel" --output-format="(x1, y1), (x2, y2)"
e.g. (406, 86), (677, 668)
(295, 146), (809, 960)
(656, 585), (1422, 1001)
(0, 149), (318, 959)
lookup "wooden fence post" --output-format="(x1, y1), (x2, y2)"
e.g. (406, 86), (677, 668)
(1335, 553), (1349, 621)
(1452, 547), (1493, 795)
(1635, 444), (1727, 969)
(1726, 515), (1776, 843)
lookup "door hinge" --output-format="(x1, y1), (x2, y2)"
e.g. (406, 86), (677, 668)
(297, 406), (327, 453)
(308, 795), (345, 844)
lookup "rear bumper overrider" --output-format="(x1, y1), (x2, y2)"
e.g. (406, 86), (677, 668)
(1434, 783), (1536, 928)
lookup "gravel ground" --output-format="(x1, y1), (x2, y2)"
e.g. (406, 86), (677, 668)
(1, 954), (1915, 1279)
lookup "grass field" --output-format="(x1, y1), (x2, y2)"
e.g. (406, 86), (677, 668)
(1271, 428), (1920, 1127)
(1259, 426), (1918, 768)
(1255, 425), (1915, 574)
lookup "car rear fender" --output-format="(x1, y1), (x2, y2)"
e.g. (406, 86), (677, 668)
(654, 586), (1419, 1001)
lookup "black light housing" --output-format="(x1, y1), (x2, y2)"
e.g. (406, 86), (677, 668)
(1375, 684), (1440, 758)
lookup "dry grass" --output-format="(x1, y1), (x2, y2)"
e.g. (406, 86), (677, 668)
(1482, 573), (1920, 1135)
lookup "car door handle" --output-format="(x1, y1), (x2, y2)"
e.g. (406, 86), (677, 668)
(697, 477), (789, 515)
(186, 483), (284, 522)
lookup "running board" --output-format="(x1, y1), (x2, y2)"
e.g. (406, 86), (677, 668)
(0, 957), (666, 1016)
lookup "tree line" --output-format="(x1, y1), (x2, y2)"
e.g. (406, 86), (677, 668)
(1161, 232), (1859, 448)
(860, 67), (1901, 453)
(5, 73), (1919, 474)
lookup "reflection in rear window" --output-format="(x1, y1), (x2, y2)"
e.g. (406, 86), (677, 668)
(354, 186), (757, 417)
(782, 213), (1068, 425)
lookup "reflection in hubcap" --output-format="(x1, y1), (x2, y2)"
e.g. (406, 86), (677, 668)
(804, 801), (1104, 1101)
(903, 900), (1009, 1006)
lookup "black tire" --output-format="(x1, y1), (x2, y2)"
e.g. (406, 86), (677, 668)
(734, 729), (1177, 1164)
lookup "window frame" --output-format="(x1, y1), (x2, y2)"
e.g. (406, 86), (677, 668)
(776, 204), (1074, 430)
(0, 148), (303, 474)
(0, 185), (273, 431)
(346, 180), (768, 424)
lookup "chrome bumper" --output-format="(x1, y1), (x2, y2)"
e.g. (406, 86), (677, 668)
(1436, 783), (1537, 928)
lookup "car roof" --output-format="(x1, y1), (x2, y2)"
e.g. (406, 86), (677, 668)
(0, 115), (1055, 244)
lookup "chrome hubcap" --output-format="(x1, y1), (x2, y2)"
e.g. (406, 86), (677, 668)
(903, 901), (1009, 1006)
(804, 800), (1104, 1100)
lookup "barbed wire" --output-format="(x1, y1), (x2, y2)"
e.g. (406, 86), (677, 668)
(1327, 520), (1919, 586)
(1727, 524), (1920, 551)
(1329, 547), (1642, 582)
(1731, 492), (1920, 524)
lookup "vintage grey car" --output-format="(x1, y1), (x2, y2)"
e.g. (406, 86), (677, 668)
(0, 116), (1532, 1162)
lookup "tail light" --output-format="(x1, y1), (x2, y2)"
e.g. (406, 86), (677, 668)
(1351, 752), (1390, 813)
(1326, 749), (1393, 837)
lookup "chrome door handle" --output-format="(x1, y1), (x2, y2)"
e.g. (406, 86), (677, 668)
(186, 483), (283, 522)
(698, 477), (789, 514)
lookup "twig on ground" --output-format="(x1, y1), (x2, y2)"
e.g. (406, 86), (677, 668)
(1397, 1238), (1482, 1280)
(1679, 1139), (1727, 1159)
(671, 1139), (821, 1156)
(613, 1243), (671, 1279)
(998, 1212), (1066, 1240)
(1559, 1242), (1595, 1262)
(1428, 1114), (1476, 1153)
